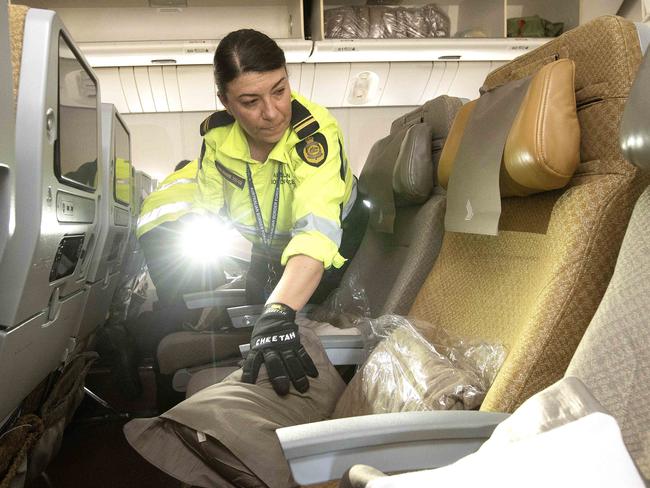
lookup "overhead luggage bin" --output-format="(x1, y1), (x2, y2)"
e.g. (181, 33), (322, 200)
(31, 0), (306, 42)
(24, 0), (311, 66)
(75, 104), (132, 341)
(78, 38), (312, 67)
(0, 7), (101, 422)
(308, 0), (623, 63)
(309, 38), (549, 63)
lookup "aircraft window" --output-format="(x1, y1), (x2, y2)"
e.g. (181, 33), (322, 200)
(114, 116), (131, 206)
(54, 33), (98, 192)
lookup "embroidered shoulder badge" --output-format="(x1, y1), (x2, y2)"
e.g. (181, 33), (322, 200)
(297, 133), (328, 167)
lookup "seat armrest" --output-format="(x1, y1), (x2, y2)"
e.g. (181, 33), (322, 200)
(276, 411), (509, 485)
(183, 289), (247, 309)
(239, 334), (366, 365)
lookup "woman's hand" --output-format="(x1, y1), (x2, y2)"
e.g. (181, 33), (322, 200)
(241, 303), (318, 395)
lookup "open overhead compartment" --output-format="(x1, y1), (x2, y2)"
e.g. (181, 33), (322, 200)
(308, 0), (624, 62)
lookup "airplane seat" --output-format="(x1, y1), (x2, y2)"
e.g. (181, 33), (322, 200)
(339, 49), (650, 485)
(411, 14), (650, 414)
(110, 168), (153, 322)
(0, 5), (102, 424)
(75, 103), (132, 342)
(562, 42), (650, 478)
(0, 5), (105, 486)
(156, 95), (464, 397)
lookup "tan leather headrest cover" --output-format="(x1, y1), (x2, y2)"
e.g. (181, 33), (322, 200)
(438, 59), (580, 197)
(437, 100), (476, 191)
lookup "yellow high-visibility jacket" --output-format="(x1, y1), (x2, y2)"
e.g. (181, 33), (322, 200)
(115, 157), (132, 205)
(136, 159), (201, 238)
(197, 92), (356, 269)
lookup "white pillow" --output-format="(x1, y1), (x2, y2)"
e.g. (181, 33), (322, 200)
(368, 413), (645, 488)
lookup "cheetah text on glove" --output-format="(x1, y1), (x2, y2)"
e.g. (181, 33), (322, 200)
(254, 331), (297, 347)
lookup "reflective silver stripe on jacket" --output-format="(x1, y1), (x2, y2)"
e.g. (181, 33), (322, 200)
(341, 177), (358, 221)
(156, 178), (196, 192)
(137, 201), (192, 231)
(115, 178), (130, 185)
(232, 222), (292, 239)
(292, 213), (343, 246)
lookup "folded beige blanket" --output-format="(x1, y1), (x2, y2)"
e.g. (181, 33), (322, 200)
(124, 325), (346, 488)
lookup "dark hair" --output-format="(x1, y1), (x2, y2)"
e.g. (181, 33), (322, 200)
(174, 159), (192, 171)
(213, 29), (286, 96)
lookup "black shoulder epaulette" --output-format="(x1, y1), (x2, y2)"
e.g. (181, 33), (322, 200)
(291, 99), (320, 140)
(200, 110), (235, 136)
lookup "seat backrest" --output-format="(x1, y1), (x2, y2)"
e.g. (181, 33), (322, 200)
(75, 104), (133, 341)
(408, 16), (650, 413)
(119, 169), (151, 284)
(330, 96), (462, 318)
(0, 6), (102, 421)
(565, 46), (650, 479)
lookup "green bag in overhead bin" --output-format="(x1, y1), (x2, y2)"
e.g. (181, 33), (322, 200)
(507, 15), (564, 38)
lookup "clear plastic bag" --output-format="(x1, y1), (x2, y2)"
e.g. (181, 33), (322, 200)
(333, 315), (506, 417)
(424, 4), (451, 38)
(309, 274), (371, 329)
(324, 4), (450, 40)
(325, 6), (368, 39)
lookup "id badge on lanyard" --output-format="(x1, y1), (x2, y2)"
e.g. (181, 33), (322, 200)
(246, 163), (283, 298)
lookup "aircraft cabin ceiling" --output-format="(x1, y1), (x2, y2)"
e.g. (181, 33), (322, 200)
(14, 0), (632, 112)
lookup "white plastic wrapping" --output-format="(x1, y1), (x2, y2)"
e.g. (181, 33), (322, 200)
(324, 4), (450, 39)
(333, 315), (506, 417)
(309, 274), (371, 329)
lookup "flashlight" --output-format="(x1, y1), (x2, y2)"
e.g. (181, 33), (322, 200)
(180, 216), (237, 262)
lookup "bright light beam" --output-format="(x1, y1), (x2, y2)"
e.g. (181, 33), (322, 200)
(180, 217), (236, 262)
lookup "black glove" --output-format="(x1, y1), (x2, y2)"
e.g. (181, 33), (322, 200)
(241, 303), (319, 395)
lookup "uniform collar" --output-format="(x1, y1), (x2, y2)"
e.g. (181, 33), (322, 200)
(218, 120), (291, 165)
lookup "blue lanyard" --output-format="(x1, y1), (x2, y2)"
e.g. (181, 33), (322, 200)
(246, 163), (282, 250)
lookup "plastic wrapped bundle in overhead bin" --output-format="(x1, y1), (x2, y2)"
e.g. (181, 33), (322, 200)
(424, 4), (451, 37)
(324, 6), (366, 39)
(324, 3), (450, 39)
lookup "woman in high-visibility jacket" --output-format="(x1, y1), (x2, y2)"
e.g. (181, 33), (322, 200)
(198, 29), (367, 395)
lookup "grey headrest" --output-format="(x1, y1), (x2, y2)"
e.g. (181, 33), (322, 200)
(360, 122), (433, 208)
(620, 47), (650, 171)
(392, 123), (434, 206)
(390, 95), (464, 138)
